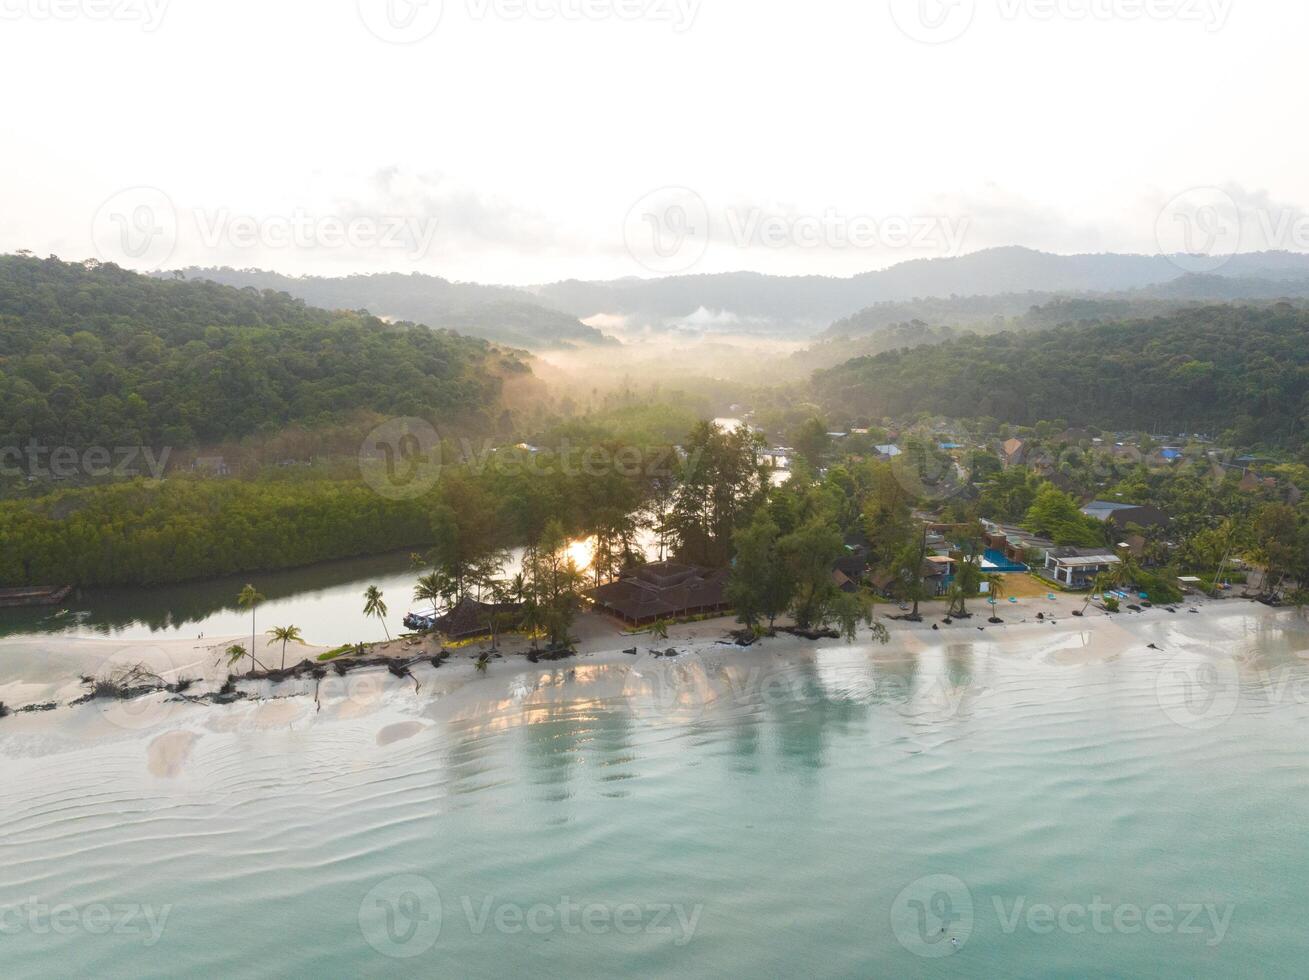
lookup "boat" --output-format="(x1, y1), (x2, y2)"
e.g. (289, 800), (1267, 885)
(403, 605), (439, 631)
(0, 586), (73, 609)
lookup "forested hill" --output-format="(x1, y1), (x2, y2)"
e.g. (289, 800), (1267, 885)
(812, 304), (1309, 451)
(0, 255), (530, 451)
(169, 267), (616, 351)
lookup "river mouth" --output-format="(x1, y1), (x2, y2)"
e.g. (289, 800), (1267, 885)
(2, 606), (1307, 977)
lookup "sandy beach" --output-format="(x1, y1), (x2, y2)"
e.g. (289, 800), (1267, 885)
(1, 588), (1301, 767)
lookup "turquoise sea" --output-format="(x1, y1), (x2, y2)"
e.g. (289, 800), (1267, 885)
(1, 605), (1307, 978)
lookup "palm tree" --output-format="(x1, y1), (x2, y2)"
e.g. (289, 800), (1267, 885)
(986, 574), (1007, 622)
(267, 625), (305, 670)
(364, 585), (391, 641)
(413, 573), (444, 608)
(1082, 572), (1109, 615)
(237, 584), (264, 669)
(508, 572), (527, 604)
(224, 643), (249, 672)
(651, 618), (670, 640)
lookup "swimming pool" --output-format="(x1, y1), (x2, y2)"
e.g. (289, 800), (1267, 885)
(981, 549), (1029, 573)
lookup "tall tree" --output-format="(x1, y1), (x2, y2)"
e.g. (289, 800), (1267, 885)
(363, 585), (390, 641)
(727, 511), (796, 631)
(236, 584), (264, 670)
(781, 518), (845, 631)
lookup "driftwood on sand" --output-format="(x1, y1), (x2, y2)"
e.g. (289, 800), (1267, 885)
(779, 626), (841, 640)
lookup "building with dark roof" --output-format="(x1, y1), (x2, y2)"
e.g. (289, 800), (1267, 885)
(423, 597), (525, 640)
(587, 562), (731, 625)
(1080, 500), (1169, 531)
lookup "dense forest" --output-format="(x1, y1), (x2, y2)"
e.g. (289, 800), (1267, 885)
(0, 256), (528, 452)
(0, 477), (435, 587)
(813, 305), (1309, 453)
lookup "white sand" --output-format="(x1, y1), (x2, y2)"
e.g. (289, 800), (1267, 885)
(1, 594), (1302, 761)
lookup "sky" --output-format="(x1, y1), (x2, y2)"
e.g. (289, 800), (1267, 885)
(0, 0), (1305, 284)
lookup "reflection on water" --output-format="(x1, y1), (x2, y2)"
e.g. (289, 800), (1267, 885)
(0, 550), (424, 643)
(0, 531), (655, 644)
(2, 612), (1309, 977)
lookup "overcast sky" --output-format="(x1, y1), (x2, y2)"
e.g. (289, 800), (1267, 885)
(1, 0), (1305, 283)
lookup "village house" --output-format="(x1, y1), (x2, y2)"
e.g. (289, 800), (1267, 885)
(1001, 438), (1027, 467)
(1043, 547), (1122, 590)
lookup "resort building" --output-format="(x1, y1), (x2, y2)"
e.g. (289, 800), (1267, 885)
(1043, 547), (1122, 590)
(870, 558), (954, 600)
(413, 597), (525, 640)
(980, 520), (1054, 568)
(1080, 501), (1170, 532)
(588, 561), (731, 625)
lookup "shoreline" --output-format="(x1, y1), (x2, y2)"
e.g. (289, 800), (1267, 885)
(0, 591), (1299, 740)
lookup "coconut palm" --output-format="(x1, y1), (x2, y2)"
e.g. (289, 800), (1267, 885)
(413, 573), (444, 608)
(236, 584), (264, 668)
(267, 625), (305, 670)
(986, 574), (1007, 622)
(224, 643), (250, 672)
(364, 585), (390, 641)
